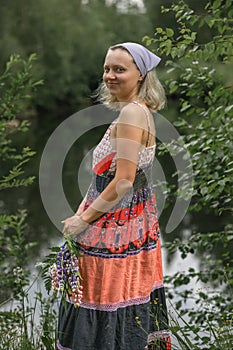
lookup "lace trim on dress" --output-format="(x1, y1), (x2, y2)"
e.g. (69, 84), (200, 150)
(66, 281), (164, 312)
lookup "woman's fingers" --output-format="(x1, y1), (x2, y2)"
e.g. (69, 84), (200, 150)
(61, 215), (88, 237)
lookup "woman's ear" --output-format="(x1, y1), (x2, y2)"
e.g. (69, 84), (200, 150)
(138, 74), (143, 82)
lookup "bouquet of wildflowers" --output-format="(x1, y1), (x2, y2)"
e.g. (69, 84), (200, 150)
(42, 238), (83, 307)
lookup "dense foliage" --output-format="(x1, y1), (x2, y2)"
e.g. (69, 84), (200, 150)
(0, 0), (156, 111)
(0, 55), (57, 349)
(144, 0), (233, 348)
(0, 0), (208, 113)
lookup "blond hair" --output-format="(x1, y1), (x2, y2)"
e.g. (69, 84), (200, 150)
(95, 47), (166, 111)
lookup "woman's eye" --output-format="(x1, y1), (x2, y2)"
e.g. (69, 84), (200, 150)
(103, 67), (125, 73)
(116, 67), (124, 73)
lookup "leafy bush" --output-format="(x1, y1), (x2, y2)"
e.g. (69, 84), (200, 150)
(0, 54), (57, 349)
(144, 0), (233, 348)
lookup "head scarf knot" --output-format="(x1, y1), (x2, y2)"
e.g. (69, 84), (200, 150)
(111, 42), (161, 78)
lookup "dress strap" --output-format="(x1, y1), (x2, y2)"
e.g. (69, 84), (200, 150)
(132, 101), (151, 147)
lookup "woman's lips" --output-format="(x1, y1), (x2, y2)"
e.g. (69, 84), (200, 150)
(107, 82), (118, 87)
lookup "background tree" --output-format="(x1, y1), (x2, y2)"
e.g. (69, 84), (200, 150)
(0, 0), (154, 112)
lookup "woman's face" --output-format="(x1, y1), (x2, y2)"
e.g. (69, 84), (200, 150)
(103, 48), (143, 102)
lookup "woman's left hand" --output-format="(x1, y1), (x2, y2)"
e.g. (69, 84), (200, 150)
(61, 215), (89, 237)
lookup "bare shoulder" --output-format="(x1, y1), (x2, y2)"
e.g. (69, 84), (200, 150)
(117, 102), (148, 130)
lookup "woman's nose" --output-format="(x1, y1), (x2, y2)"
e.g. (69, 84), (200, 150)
(104, 70), (116, 80)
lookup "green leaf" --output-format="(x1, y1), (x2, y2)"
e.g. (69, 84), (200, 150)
(166, 28), (174, 37)
(169, 80), (178, 93)
(213, 0), (222, 10)
(177, 44), (186, 57)
(156, 27), (163, 34)
(225, 105), (233, 112)
(205, 42), (216, 54)
(180, 101), (191, 112)
(191, 32), (197, 41)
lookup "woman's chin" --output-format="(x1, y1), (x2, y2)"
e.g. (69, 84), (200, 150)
(109, 91), (119, 98)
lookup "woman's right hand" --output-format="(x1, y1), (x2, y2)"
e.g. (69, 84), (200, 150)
(61, 215), (89, 237)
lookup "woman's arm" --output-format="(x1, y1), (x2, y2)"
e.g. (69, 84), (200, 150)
(62, 104), (149, 236)
(80, 104), (147, 223)
(75, 193), (87, 216)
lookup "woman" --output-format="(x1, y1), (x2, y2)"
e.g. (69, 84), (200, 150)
(58, 42), (171, 350)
